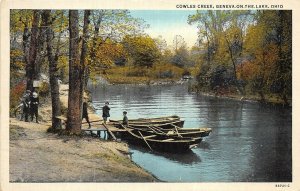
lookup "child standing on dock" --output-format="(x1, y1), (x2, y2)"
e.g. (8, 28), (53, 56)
(123, 111), (128, 126)
(102, 102), (110, 124)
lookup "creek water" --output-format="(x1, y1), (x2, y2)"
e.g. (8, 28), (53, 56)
(88, 82), (292, 182)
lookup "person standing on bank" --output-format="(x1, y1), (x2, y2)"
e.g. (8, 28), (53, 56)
(82, 102), (91, 128)
(123, 111), (128, 126)
(22, 90), (31, 122)
(102, 102), (110, 124)
(30, 91), (39, 123)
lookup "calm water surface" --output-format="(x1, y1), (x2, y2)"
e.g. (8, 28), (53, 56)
(88, 83), (292, 182)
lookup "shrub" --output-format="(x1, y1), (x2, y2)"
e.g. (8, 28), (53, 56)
(39, 81), (50, 98)
(10, 80), (26, 114)
(158, 70), (174, 78)
(152, 62), (184, 79)
(182, 69), (191, 76)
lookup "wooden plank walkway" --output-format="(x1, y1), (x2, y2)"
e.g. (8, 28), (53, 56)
(55, 115), (125, 140)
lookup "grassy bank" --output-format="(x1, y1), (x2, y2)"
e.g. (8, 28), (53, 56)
(193, 87), (291, 106)
(101, 63), (185, 84)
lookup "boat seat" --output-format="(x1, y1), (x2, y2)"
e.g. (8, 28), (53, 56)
(143, 135), (157, 139)
(166, 131), (175, 135)
(162, 138), (174, 142)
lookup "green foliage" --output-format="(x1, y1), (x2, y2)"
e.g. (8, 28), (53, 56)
(10, 49), (25, 86)
(10, 10), (33, 32)
(171, 46), (191, 67)
(188, 10), (292, 104)
(126, 67), (149, 77)
(103, 62), (184, 84)
(88, 39), (126, 69)
(57, 56), (69, 83)
(122, 35), (160, 68)
(39, 81), (50, 98)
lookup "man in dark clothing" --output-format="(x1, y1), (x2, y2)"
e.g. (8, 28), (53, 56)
(102, 102), (110, 124)
(30, 91), (39, 123)
(82, 102), (91, 128)
(22, 90), (31, 122)
(123, 111), (128, 126)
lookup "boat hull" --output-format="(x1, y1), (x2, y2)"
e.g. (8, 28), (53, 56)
(123, 135), (202, 153)
(114, 126), (212, 139)
(117, 125), (202, 153)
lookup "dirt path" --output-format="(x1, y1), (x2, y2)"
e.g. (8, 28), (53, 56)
(9, 118), (156, 182)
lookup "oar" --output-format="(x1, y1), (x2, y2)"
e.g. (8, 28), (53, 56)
(147, 126), (161, 134)
(102, 123), (117, 141)
(149, 126), (165, 134)
(171, 124), (183, 138)
(148, 126), (172, 137)
(138, 130), (153, 151)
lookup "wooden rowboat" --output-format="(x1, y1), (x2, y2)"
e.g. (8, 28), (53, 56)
(110, 115), (184, 128)
(124, 125), (212, 139)
(119, 124), (202, 152)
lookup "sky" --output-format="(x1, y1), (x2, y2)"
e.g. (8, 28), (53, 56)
(130, 10), (199, 49)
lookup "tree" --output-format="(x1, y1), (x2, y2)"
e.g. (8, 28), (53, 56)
(79, 10), (91, 117)
(10, 10), (33, 86)
(66, 10), (82, 133)
(85, 10), (147, 85)
(273, 11), (292, 105)
(43, 10), (62, 130)
(123, 35), (160, 68)
(173, 35), (186, 52)
(171, 45), (190, 68)
(66, 10), (91, 134)
(154, 35), (168, 54)
(26, 10), (41, 91)
(243, 10), (292, 104)
(188, 10), (253, 94)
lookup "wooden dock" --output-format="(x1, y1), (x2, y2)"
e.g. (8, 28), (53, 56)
(55, 114), (125, 140)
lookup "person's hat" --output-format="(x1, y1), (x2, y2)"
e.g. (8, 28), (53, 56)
(26, 90), (31, 93)
(33, 92), (38, 98)
(105, 101), (109, 105)
(123, 111), (127, 114)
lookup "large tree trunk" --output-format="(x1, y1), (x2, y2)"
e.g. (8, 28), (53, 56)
(35, 19), (47, 79)
(26, 10), (40, 91)
(43, 10), (62, 130)
(79, 10), (91, 110)
(66, 10), (82, 134)
(22, 22), (30, 78)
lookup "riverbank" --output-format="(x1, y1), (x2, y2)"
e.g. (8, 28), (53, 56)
(9, 84), (158, 182)
(98, 64), (185, 85)
(195, 90), (292, 107)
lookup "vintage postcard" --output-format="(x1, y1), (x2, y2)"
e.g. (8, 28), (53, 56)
(1, 0), (299, 190)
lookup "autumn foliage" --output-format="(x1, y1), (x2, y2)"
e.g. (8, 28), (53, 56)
(188, 10), (292, 104)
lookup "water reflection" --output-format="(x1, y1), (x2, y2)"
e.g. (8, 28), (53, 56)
(129, 145), (202, 165)
(197, 141), (211, 150)
(88, 83), (292, 182)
